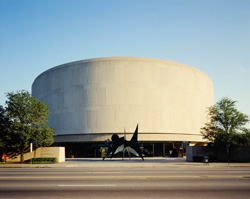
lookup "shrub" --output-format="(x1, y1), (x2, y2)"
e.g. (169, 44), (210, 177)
(32, 157), (58, 164)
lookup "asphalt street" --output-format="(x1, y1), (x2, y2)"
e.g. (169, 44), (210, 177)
(1, 167), (250, 199)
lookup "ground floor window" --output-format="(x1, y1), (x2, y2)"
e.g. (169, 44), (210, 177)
(53, 141), (188, 158)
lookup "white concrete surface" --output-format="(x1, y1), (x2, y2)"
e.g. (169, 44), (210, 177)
(32, 57), (214, 143)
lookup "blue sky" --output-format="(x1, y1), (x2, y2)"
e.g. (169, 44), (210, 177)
(0, 0), (250, 126)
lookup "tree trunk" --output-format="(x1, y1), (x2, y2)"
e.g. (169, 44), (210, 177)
(20, 151), (24, 163)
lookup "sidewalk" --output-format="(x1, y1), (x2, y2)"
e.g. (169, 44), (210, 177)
(1, 157), (250, 168)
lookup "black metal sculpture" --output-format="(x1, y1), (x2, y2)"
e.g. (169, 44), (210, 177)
(103, 124), (144, 161)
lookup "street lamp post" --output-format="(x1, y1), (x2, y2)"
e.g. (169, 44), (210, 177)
(30, 142), (33, 164)
(226, 129), (230, 165)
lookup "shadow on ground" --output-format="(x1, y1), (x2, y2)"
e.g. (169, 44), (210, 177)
(65, 157), (187, 164)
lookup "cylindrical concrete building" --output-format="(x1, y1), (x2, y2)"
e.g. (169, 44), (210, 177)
(32, 57), (213, 157)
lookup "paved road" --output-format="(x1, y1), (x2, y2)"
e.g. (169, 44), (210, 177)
(1, 167), (250, 199)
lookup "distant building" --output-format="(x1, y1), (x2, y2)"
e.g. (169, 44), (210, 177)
(32, 57), (214, 158)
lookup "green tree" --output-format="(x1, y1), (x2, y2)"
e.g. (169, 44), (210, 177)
(0, 90), (54, 162)
(201, 97), (250, 146)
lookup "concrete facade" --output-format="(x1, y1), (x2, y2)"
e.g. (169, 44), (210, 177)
(32, 57), (214, 143)
(6, 147), (65, 163)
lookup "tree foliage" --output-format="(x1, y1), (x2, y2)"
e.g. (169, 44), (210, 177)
(201, 97), (250, 146)
(0, 90), (54, 162)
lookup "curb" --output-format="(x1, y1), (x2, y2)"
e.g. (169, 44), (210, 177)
(1, 163), (250, 168)
(1, 158), (250, 168)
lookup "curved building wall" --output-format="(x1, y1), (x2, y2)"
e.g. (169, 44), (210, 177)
(32, 57), (214, 143)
